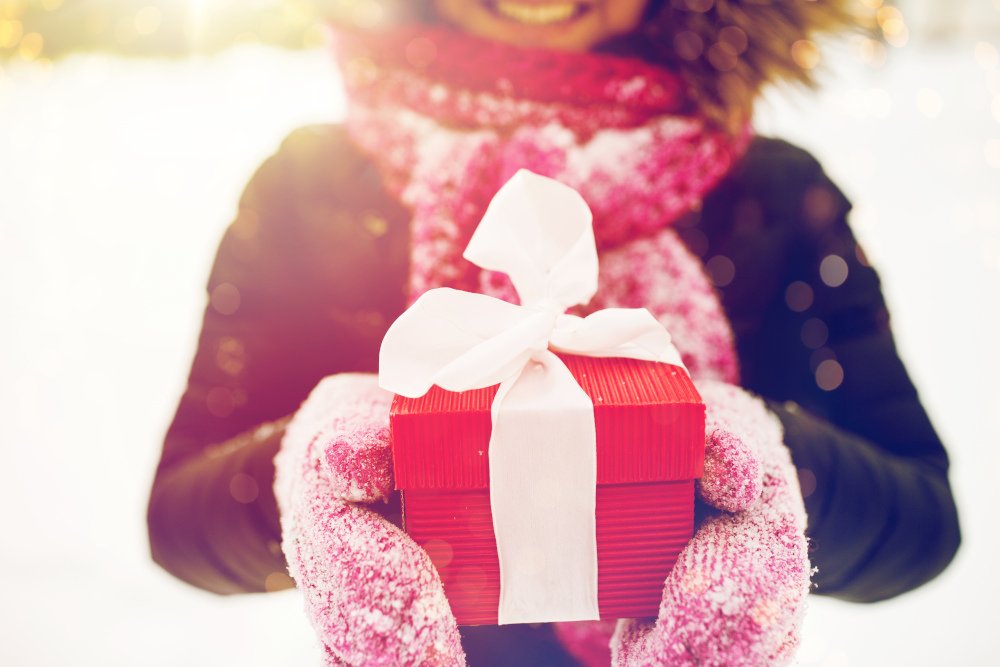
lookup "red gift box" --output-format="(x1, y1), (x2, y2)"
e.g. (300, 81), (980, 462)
(390, 353), (705, 626)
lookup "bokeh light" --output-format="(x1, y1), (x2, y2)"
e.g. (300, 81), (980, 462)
(801, 318), (830, 349)
(976, 41), (1000, 70)
(797, 468), (817, 498)
(0, 0), (339, 61)
(705, 254), (735, 287)
(230, 472), (259, 503)
(815, 359), (844, 391)
(674, 30), (704, 61)
(719, 25), (748, 55)
(0, 18), (23, 48)
(750, 598), (781, 628)
(135, 6), (162, 36)
(206, 386), (235, 417)
(211, 282), (241, 315)
(405, 36), (436, 69)
(115, 14), (137, 45)
(876, 6), (908, 47)
(422, 538), (454, 570)
(917, 87), (943, 118)
(680, 567), (711, 595)
(18, 30), (41, 59)
(785, 281), (814, 312)
(707, 40), (739, 72)
(820, 255), (849, 287)
(791, 39), (820, 70)
(810, 346), (837, 374)
(216, 336), (246, 376)
(803, 186), (837, 228)
(848, 34), (887, 68)
(354, 0), (384, 29)
(685, 0), (715, 12)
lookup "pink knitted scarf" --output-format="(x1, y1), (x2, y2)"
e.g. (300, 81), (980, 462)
(336, 26), (752, 302)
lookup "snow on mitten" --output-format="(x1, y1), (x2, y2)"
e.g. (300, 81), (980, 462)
(610, 381), (810, 667)
(274, 373), (466, 667)
(697, 386), (766, 514)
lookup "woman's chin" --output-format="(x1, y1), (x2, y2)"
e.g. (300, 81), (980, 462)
(432, 0), (642, 51)
(490, 1), (587, 26)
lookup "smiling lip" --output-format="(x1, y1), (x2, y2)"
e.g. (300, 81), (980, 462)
(488, 2), (589, 25)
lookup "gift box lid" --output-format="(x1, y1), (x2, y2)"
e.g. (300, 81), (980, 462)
(391, 354), (705, 490)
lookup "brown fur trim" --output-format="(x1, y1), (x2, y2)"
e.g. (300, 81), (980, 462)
(606, 0), (859, 132)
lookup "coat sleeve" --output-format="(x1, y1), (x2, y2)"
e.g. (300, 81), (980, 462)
(147, 125), (411, 594)
(692, 137), (961, 602)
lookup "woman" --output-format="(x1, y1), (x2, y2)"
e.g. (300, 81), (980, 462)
(148, 1), (961, 665)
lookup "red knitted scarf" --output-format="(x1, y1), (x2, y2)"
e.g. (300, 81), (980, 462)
(336, 26), (751, 302)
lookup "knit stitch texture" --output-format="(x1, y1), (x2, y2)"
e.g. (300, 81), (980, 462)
(610, 381), (809, 667)
(275, 375), (467, 667)
(337, 26), (751, 301)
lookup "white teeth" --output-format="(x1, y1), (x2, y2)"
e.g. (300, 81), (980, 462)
(494, 2), (579, 25)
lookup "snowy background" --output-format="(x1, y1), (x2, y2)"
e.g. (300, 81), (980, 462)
(2, 2), (999, 666)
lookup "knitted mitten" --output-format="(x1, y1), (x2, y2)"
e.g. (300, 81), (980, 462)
(273, 373), (466, 667)
(609, 380), (810, 667)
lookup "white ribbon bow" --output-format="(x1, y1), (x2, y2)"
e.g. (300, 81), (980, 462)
(379, 169), (684, 624)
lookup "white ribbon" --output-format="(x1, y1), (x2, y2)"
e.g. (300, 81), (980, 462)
(379, 170), (685, 624)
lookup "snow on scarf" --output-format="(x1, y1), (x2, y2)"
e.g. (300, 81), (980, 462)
(336, 25), (746, 383)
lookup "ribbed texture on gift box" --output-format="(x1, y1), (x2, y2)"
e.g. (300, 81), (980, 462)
(404, 480), (694, 625)
(391, 355), (705, 490)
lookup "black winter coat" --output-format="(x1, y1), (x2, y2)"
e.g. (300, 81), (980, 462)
(147, 126), (960, 665)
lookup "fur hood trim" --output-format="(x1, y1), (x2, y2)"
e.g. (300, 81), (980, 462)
(614, 0), (857, 130)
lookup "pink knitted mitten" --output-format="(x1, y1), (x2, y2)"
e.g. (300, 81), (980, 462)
(610, 380), (810, 667)
(273, 374), (466, 667)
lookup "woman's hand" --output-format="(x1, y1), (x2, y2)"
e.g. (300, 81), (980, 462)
(610, 381), (811, 667)
(274, 374), (466, 667)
